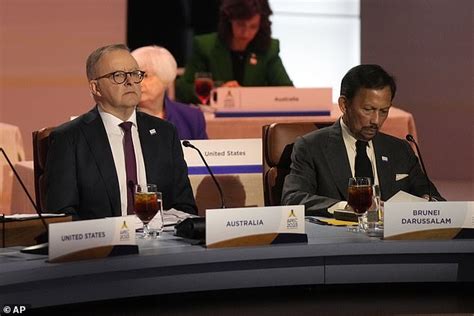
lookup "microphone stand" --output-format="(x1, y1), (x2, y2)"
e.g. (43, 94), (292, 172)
(405, 135), (434, 201)
(175, 141), (226, 241)
(182, 141), (226, 208)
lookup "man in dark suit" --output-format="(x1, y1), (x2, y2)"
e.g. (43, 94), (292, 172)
(45, 44), (197, 220)
(282, 64), (444, 216)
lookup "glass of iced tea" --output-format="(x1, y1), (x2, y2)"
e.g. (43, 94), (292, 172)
(347, 177), (373, 232)
(134, 184), (162, 239)
(194, 72), (213, 105)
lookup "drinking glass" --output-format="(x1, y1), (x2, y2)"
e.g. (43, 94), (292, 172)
(134, 184), (162, 239)
(194, 72), (213, 105)
(367, 184), (384, 237)
(347, 177), (373, 232)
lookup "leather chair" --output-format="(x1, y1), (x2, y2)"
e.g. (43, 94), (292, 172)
(262, 122), (318, 206)
(32, 127), (55, 212)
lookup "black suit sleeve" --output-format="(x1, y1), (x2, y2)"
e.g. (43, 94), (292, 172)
(282, 137), (339, 216)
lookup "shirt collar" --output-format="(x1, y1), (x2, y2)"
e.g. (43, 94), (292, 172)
(98, 106), (137, 135)
(340, 117), (373, 150)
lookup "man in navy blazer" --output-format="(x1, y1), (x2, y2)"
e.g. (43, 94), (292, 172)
(282, 64), (444, 216)
(45, 44), (197, 220)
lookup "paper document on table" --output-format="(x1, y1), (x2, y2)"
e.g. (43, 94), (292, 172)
(135, 208), (196, 230)
(387, 191), (426, 202)
(4, 213), (67, 220)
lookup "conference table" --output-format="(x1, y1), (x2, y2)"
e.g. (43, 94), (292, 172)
(0, 123), (25, 214)
(1, 222), (472, 312)
(205, 106), (418, 140)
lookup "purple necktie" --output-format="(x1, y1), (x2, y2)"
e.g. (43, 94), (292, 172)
(119, 121), (137, 215)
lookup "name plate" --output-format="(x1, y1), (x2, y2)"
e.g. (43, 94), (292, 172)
(206, 205), (306, 248)
(49, 216), (138, 263)
(384, 201), (474, 240)
(210, 87), (332, 115)
(182, 139), (261, 175)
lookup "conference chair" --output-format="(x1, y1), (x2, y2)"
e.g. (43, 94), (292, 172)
(32, 127), (55, 212)
(262, 122), (318, 206)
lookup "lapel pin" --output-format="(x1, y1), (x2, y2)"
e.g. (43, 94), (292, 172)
(382, 156), (388, 162)
(149, 129), (157, 135)
(249, 53), (257, 65)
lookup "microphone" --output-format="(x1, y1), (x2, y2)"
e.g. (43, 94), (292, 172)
(0, 148), (49, 254)
(405, 134), (434, 201)
(182, 140), (225, 208)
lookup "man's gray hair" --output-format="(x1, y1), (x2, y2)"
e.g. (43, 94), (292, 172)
(86, 44), (130, 80)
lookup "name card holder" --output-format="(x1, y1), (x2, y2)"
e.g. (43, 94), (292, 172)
(49, 216), (138, 263)
(384, 201), (474, 240)
(206, 205), (306, 248)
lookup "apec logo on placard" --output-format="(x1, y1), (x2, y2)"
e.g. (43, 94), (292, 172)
(119, 221), (131, 241)
(286, 209), (299, 229)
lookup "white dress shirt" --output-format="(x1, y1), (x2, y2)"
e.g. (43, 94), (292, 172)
(98, 107), (147, 216)
(340, 118), (380, 187)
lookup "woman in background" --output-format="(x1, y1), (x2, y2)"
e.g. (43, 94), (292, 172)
(176, 0), (293, 104)
(132, 46), (208, 140)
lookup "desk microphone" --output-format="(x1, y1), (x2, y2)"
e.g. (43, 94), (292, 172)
(405, 134), (434, 201)
(0, 148), (49, 254)
(182, 140), (226, 209)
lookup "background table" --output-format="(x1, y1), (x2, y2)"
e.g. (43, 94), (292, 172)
(9, 161), (35, 214)
(0, 123), (25, 214)
(205, 106), (418, 141)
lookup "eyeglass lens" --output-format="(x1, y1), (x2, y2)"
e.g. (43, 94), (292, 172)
(113, 71), (144, 84)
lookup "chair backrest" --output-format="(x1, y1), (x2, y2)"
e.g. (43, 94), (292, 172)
(32, 127), (55, 212)
(262, 122), (318, 206)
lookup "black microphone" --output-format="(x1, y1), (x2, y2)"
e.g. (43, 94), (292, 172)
(405, 134), (434, 201)
(0, 147), (49, 254)
(182, 140), (226, 209)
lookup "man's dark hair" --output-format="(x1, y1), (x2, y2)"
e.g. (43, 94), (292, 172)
(340, 64), (397, 102)
(217, 0), (272, 52)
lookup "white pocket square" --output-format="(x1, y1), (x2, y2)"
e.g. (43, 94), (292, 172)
(396, 174), (409, 181)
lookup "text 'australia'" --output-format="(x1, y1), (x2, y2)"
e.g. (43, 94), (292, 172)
(226, 219), (264, 227)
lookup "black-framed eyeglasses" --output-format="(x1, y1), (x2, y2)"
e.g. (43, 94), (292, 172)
(93, 70), (145, 84)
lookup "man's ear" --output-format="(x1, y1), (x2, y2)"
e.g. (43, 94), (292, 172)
(338, 96), (348, 114)
(89, 80), (101, 97)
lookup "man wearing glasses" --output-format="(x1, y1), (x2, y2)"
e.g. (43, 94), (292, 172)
(45, 44), (197, 220)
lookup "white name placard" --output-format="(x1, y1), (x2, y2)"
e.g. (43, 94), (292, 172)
(206, 205), (305, 248)
(182, 139), (261, 172)
(384, 201), (474, 240)
(49, 216), (137, 262)
(210, 87), (332, 112)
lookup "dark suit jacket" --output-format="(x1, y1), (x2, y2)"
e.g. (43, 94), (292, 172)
(176, 32), (293, 103)
(45, 107), (197, 220)
(281, 120), (444, 216)
(164, 95), (208, 140)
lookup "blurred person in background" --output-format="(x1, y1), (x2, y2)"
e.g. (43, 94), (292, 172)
(132, 46), (208, 140)
(176, 0), (293, 104)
